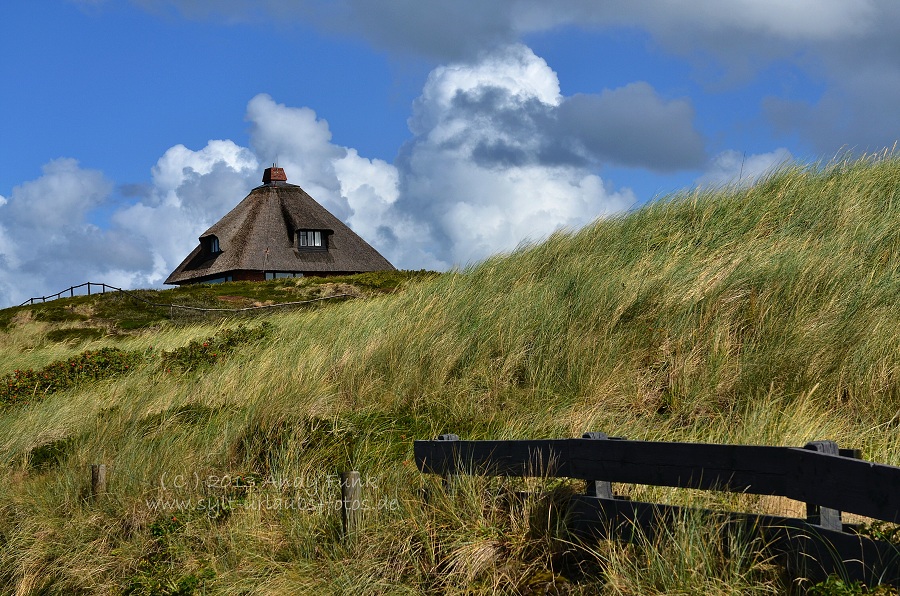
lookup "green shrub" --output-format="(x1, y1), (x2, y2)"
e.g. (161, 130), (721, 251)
(0, 347), (145, 406)
(160, 322), (272, 372)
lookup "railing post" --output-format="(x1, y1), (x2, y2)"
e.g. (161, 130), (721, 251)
(340, 470), (361, 539)
(804, 440), (842, 531)
(87, 282), (91, 296)
(582, 432), (614, 498)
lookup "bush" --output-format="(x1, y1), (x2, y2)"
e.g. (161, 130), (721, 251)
(0, 347), (145, 406)
(160, 322), (272, 373)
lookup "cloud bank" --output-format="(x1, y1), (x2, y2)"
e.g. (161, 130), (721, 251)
(126, 0), (879, 60)
(117, 0), (900, 154)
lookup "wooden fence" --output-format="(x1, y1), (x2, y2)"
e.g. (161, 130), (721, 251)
(415, 433), (900, 587)
(19, 281), (113, 305)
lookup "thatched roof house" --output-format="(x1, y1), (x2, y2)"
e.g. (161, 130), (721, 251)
(165, 166), (394, 285)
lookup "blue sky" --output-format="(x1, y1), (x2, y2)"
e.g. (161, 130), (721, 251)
(1, 1), (899, 306)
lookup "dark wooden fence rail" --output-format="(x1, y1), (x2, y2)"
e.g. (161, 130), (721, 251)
(20, 281), (112, 305)
(415, 433), (900, 587)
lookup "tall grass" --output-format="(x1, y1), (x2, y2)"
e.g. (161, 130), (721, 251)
(0, 156), (898, 593)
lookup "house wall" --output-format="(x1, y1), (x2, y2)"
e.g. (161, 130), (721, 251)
(230, 270), (266, 282)
(176, 269), (367, 285)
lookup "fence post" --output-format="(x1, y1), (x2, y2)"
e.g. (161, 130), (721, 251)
(804, 440), (842, 531)
(91, 464), (107, 500)
(340, 470), (361, 538)
(87, 282), (91, 296)
(582, 432), (615, 499)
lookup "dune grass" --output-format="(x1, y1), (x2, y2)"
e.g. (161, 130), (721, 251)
(0, 156), (898, 593)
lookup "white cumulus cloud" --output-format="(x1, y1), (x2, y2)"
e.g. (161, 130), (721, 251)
(398, 44), (636, 266)
(152, 139), (258, 196)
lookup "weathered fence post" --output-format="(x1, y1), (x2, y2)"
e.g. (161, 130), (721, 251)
(340, 470), (361, 538)
(804, 440), (842, 531)
(582, 432), (615, 499)
(91, 464), (107, 500)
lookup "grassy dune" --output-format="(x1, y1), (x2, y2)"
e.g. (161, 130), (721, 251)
(0, 156), (898, 594)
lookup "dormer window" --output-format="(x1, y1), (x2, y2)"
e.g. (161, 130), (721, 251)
(297, 230), (326, 250)
(204, 235), (221, 254)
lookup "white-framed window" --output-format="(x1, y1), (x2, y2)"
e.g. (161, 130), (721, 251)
(206, 235), (221, 254)
(297, 230), (324, 249)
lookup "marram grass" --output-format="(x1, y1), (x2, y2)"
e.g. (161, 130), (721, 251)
(0, 156), (898, 593)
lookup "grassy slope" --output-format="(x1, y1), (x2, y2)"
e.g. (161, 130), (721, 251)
(0, 157), (898, 594)
(0, 271), (430, 374)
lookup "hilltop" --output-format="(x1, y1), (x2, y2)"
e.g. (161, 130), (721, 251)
(0, 157), (898, 594)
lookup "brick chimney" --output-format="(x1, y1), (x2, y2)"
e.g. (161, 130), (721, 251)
(262, 164), (287, 185)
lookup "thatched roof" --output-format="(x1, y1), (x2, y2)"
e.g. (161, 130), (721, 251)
(164, 168), (394, 285)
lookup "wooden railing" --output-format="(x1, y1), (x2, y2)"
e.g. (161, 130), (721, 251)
(19, 282), (113, 305)
(415, 433), (900, 587)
